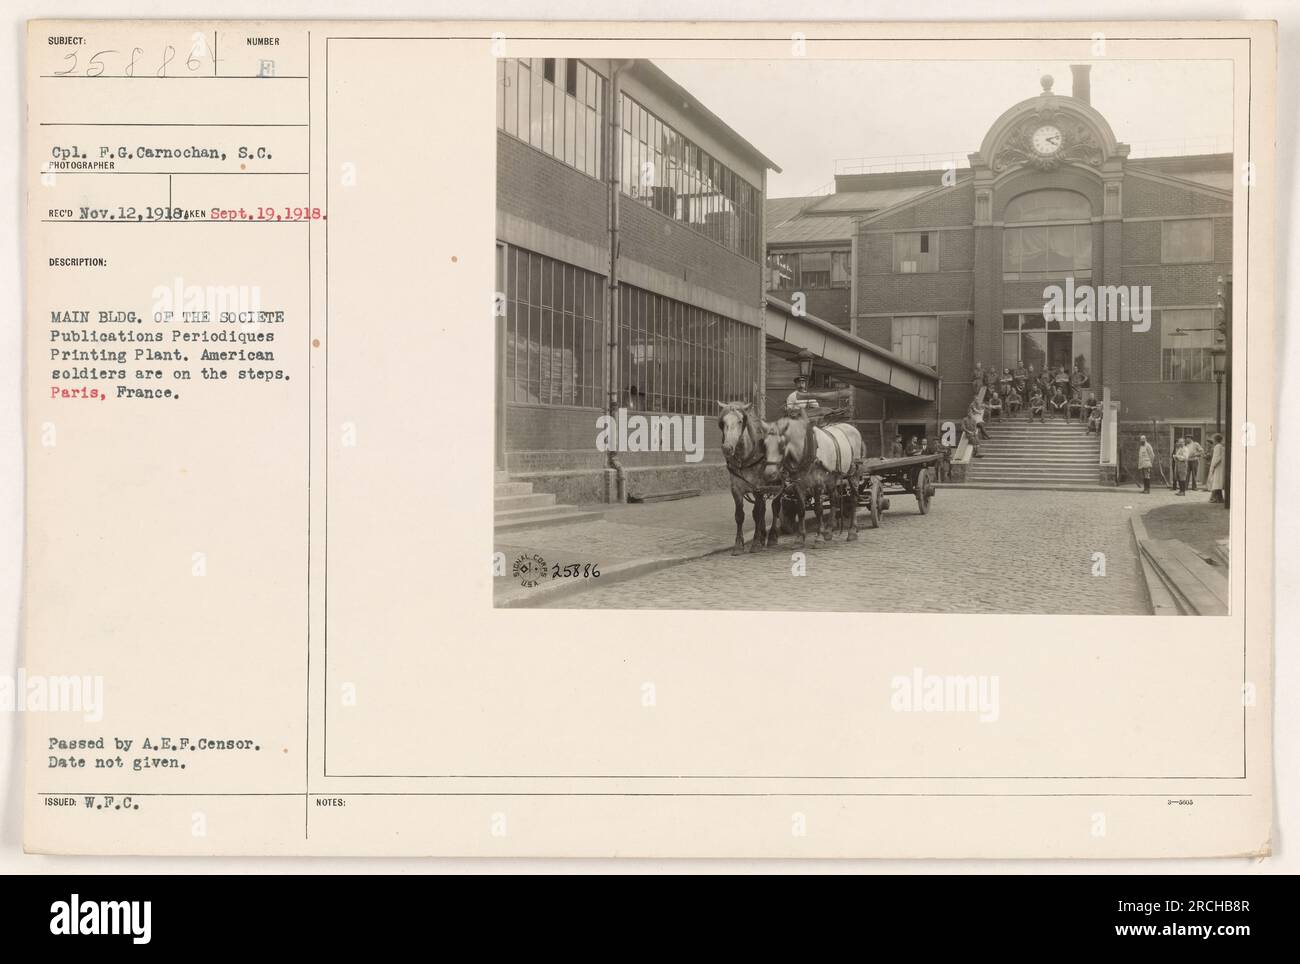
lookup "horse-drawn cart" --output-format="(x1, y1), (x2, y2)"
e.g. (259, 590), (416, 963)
(783, 452), (940, 529)
(851, 452), (940, 525)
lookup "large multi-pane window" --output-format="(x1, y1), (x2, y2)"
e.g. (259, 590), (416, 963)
(765, 249), (851, 289)
(1003, 313), (1047, 372)
(618, 286), (760, 415)
(619, 95), (761, 261)
(502, 246), (606, 407)
(1002, 312), (1092, 376)
(891, 316), (939, 368)
(497, 58), (605, 179)
(1001, 189), (1093, 281)
(1160, 308), (1218, 382)
(1161, 219), (1213, 264)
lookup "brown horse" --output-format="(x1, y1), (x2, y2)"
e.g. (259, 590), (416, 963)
(717, 401), (780, 554)
(762, 411), (864, 544)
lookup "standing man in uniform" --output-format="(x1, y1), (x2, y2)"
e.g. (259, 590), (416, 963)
(1173, 438), (1189, 496)
(1184, 435), (1204, 490)
(961, 412), (983, 458)
(1137, 434), (1155, 493)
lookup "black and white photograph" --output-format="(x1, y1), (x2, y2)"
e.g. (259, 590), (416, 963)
(493, 54), (1236, 613)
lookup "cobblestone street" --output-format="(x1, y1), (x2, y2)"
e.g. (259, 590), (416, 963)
(543, 487), (1181, 614)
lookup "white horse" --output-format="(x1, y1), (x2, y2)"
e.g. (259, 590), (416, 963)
(717, 401), (780, 554)
(762, 411), (865, 544)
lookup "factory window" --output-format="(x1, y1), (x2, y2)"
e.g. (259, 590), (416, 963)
(1160, 308), (1219, 382)
(618, 286), (761, 415)
(1001, 189), (1092, 281)
(799, 251), (833, 287)
(1004, 190), (1092, 223)
(501, 246), (606, 407)
(831, 250), (853, 285)
(620, 94), (762, 262)
(1003, 311), (1091, 375)
(765, 251), (797, 289)
(1161, 219), (1213, 264)
(893, 232), (938, 273)
(497, 58), (604, 180)
(766, 249), (852, 289)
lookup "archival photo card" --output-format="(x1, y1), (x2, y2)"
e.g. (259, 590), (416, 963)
(22, 19), (1274, 859)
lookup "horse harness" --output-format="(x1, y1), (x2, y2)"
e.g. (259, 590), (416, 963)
(724, 408), (775, 501)
(789, 418), (852, 480)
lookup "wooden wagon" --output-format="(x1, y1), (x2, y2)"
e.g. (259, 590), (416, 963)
(781, 452), (941, 530)
(849, 452), (940, 525)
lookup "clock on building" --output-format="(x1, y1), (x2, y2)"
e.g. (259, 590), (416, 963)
(1032, 124), (1063, 156)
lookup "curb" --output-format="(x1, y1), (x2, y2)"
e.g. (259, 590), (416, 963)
(1129, 510), (1180, 616)
(494, 508), (606, 533)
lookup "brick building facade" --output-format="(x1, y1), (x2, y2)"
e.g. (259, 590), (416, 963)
(766, 68), (1232, 481)
(495, 58), (777, 503)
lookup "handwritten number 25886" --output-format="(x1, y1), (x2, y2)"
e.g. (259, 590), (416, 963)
(52, 37), (210, 77)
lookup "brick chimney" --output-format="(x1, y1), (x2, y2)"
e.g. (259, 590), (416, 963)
(1070, 64), (1092, 105)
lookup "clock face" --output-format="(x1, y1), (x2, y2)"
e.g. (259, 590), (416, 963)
(1032, 125), (1063, 156)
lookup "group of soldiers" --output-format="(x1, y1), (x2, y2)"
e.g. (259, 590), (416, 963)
(970, 361), (1101, 431)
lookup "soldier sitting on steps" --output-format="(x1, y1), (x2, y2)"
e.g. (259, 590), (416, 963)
(1067, 387), (1084, 421)
(1005, 384), (1022, 415)
(986, 389), (1003, 421)
(1048, 386), (1069, 419)
(1028, 387), (1046, 422)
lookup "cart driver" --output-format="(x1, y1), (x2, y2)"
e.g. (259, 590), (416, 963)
(786, 375), (849, 417)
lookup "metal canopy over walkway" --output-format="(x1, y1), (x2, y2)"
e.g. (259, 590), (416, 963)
(764, 296), (938, 402)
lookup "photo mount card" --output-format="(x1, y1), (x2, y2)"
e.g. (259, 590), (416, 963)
(22, 18), (1275, 858)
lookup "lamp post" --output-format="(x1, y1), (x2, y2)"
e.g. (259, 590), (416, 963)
(1211, 346), (1226, 436)
(1216, 274), (1232, 510)
(796, 349), (815, 382)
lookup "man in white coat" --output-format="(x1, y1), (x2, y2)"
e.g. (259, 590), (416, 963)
(1208, 433), (1226, 503)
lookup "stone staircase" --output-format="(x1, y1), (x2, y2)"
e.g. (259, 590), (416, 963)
(494, 471), (604, 532)
(964, 416), (1100, 486)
